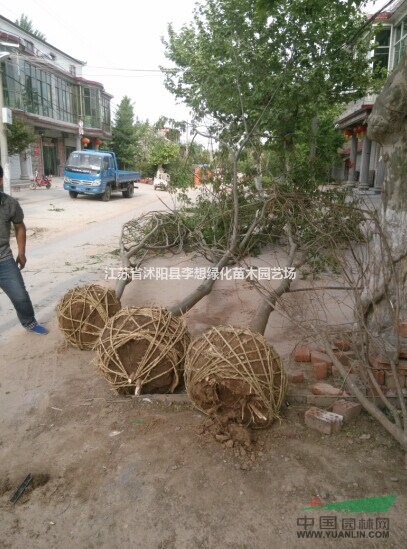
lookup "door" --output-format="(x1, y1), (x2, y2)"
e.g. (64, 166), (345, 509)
(42, 138), (57, 176)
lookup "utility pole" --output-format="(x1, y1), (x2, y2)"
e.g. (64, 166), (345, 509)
(0, 52), (11, 194)
(0, 46), (19, 194)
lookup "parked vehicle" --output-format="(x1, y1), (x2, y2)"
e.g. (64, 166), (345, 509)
(153, 172), (170, 191)
(63, 150), (140, 201)
(29, 171), (52, 190)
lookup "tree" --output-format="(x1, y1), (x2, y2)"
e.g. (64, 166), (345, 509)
(149, 138), (180, 167)
(111, 96), (137, 170)
(163, 0), (372, 184)
(6, 116), (36, 156)
(15, 14), (46, 41)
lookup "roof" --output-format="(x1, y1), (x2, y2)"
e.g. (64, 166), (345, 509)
(368, 0), (407, 20)
(0, 14), (85, 65)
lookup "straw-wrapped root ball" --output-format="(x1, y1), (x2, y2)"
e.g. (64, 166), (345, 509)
(94, 307), (190, 395)
(185, 326), (287, 428)
(57, 284), (121, 350)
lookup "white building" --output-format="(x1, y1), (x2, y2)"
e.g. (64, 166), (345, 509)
(0, 14), (112, 180)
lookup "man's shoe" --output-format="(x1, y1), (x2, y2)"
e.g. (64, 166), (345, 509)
(26, 322), (49, 335)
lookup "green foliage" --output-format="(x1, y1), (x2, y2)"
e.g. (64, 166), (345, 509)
(163, 0), (372, 186)
(149, 138), (180, 166)
(6, 116), (36, 156)
(111, 96), (137, 170)
(15, 14), (46, 40)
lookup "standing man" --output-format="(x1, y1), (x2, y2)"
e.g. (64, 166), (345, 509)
(0, 182), (48, 334)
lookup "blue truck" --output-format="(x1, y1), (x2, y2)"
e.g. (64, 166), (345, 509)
(64, 150), (140, 201)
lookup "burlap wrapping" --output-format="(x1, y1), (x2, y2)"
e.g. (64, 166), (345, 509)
(94, 307), (190, 395)
(185, 326), (287, 428)
(57, 285), (121, 350)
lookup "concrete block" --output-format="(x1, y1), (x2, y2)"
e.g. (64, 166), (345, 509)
(305, 407), (343, 435)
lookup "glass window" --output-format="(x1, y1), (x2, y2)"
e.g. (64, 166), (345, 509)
(373, 28), (391, 74)
(83, 87), (101, 128)
(55, 76), (75, 123)
(393, 16), (407, 68)
(66, 152), (102, 173)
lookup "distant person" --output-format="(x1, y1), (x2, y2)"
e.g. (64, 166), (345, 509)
(0, 164), (3, 187)
(0, 184), (48, 334)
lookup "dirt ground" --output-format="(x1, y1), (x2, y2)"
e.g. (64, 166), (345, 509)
(0, 184), (406, 548)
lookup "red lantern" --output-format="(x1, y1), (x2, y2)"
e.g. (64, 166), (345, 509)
(81, 137), (90, 147)
(354, 125), (366, 139)
(95, 138), (102, 146)
(343, 129), (352, 141)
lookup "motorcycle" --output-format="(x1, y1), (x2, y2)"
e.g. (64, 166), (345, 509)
(29, 171), (52, 190)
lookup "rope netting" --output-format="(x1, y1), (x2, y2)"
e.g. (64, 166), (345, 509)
(121, 211), (189, 266)
(57, 285), (121, 350)
(185, 326), (287, 428)
(94, 307), (190, 395)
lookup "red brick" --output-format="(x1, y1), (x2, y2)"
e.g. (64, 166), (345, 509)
(312, 362), (328, 379)
(311, 383), (343, 396)
(289, 371), (305, 384)
(398, 322), (407, 338)
(294, 345), (311, 362)
(333, 338), (351, 351)
(368, 352), (391, 370)
(311, 351), (332, 375)
(305, 407), (343, 435)
(400, 346), (407, 359)
(333, 350), (355, 367)
(385, 372), (405, 390)
(371, 369), (385, 386)
(332, 399), (362, 424)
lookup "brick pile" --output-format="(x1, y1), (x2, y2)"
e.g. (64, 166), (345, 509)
(289, 329), (407, 434)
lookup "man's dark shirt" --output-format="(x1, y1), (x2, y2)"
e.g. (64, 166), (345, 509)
(0, 192), (24, 262)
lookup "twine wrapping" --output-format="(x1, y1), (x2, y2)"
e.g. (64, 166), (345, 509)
(57, 285), (121, 350)
(185, 326), (287, 428)
(94, 307), (190, 395)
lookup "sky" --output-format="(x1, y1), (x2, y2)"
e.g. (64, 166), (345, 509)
(0, 0), (393, 127)
(0, 0), (197, 124)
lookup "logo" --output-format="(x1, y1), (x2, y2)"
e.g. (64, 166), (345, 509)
(301, 494), (396, 514)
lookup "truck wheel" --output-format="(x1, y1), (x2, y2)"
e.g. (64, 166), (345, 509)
(101, 184), (111, 202)
(69, 191), (78, 198)
(122, 182), (134, 198)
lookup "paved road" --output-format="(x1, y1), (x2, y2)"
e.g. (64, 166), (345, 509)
(0, 180), (168, 342)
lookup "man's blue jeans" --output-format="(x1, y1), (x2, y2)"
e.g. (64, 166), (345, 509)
(0, 257), (36, 328)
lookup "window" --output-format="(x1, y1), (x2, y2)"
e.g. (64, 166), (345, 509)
(22, 62), (53, 117)
(24, 40), (34, 52)
(393, 16), (407, 68)
(83, 87), (101, 128)
(373, 28), (391, 74)
(69, 65), (76, 76)
(101, 95), (111, 132)
(55, 76), (76, 123)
